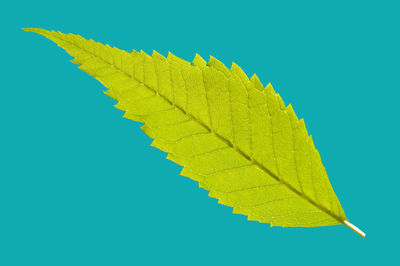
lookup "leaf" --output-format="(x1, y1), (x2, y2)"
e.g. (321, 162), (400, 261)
(24, 28), (365, 237)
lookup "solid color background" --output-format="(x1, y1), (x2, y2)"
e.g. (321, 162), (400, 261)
(1, 0), (399, 265)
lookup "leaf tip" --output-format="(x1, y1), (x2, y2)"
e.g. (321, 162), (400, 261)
(22, 27), (36, 32)
(22, 27), (49, 35)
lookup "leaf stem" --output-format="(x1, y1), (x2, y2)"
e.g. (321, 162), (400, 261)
(344, 220), (365, 238)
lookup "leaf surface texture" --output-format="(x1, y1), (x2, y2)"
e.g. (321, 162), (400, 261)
(25, 28), (347, 228)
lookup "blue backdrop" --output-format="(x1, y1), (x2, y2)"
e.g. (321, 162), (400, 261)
(1, 1), (399, 265)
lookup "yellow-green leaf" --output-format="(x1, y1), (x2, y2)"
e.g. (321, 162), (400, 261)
(24, 28), (365, 237)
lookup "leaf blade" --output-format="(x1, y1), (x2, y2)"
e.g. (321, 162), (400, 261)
(25, 28), (348, 229)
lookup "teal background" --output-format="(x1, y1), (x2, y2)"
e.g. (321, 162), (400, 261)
(1, 0), (399, 265)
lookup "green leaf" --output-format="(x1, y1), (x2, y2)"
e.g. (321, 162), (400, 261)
(24, 28), (365, 237)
